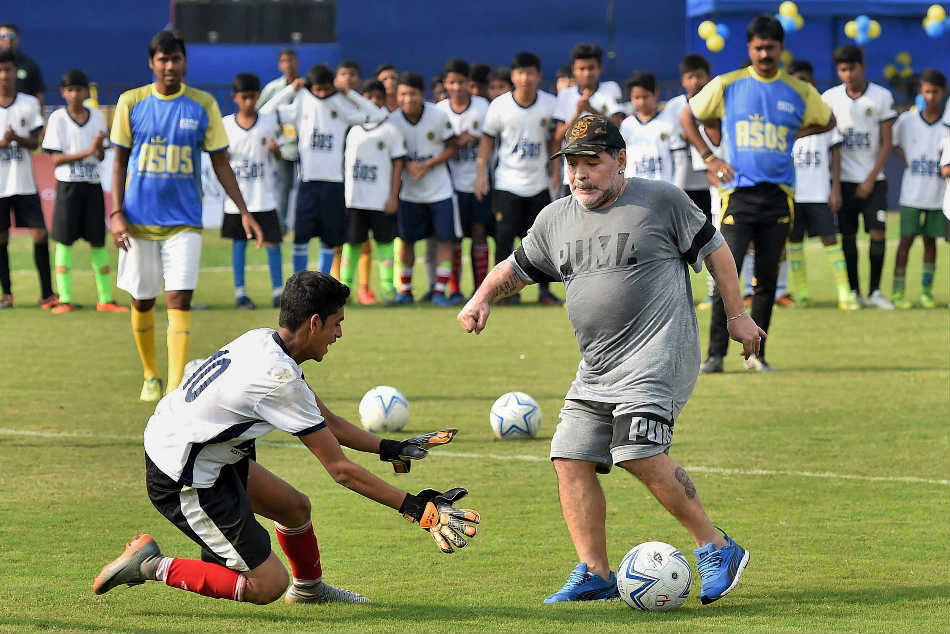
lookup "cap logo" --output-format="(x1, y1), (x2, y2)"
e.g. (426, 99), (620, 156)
(567, 118), (591, 143)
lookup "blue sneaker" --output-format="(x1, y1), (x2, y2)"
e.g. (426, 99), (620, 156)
(543, 563), (619, 603)
(694, 530), (750, 604)
(446, 291), (466, 306)
(392, 292), (414, 305)
(432, 293), (456, 307)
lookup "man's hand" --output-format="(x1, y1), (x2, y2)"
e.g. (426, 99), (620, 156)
(855, 178), (874, 199)
(457, 296), (491, 334)
(474, 170), (489, 201)
(456, 131), (478, 147)
(379, 429), (457, 473)
(707, 157), (735, 186)
(575, 88), (594, 116)
(0, 126), (14, 147)
(400, 487), (480, 553)
(727, 312), (767, 359)
(829, 185), (842, 213)
(241, 213), (264, 249)
(406, 161), (428, 180)
(290, 77), (306, 91)
(384, 194), (399, 215)
(110, 211), (132, 251)
(88, 131), (106, 156)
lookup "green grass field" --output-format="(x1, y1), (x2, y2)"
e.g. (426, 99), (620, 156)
(0, 218), (948, 633)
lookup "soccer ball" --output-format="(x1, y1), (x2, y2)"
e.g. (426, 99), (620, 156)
(489, 391), (541, 439)
(616, 541), (692, 611)
(358, 386), (409, 433)
(182, 358), (207, 385)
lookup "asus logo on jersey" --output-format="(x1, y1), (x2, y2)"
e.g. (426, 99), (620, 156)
(842, 128), (871, 149)
(0, 147), (24, 161)
(179, 118), (200, 130)
(557, 232), (638, 279)
(513, 138), (542, 159)
(793, 147), (823, 167)
(632, 156), (664, 176)
(734, 116), (789, 153)
(311, 131), (334, 151)
(351, 160), (378, 182)
(137, 139), (194, 175)
(910, 157), (940, 177)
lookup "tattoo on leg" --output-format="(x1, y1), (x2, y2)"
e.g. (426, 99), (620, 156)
(674, 466), (696, 499)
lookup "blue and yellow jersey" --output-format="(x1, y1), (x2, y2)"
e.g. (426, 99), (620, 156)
(689, 67), (831, 194)
(111, 83), (228, 238)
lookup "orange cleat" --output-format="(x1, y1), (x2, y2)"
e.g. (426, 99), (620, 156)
(357, 287), (379, 306)
(51, 302), (78, 314)
(39, 294), (59, 310)
(97, 301), (130, 313)
(774, 293), (795, 307)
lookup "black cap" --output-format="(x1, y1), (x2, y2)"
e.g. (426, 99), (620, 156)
(551, 114), (625, 159)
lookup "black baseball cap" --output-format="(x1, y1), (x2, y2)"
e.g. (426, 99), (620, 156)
(551, 114), (625, 159)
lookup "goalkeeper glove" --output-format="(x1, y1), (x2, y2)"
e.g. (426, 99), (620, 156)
(379, 428), (457, 473)
(399, 487), (480, 553)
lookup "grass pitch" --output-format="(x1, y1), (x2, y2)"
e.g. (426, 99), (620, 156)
(0, 219), (947, 633)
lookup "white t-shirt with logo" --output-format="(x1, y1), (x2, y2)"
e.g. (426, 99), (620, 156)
(344, 121), (407, 211)
(822, 82), (897, 184)
(483, 90), (557, 197)
(792, 129), (843, 204)
(553, 83), (623, 185)
(892, 111), (949, 210)
(222, 113), (280, 213)
(664, 94), (709, 191)
(436, 95), (489, 193)
(940, 136), (950, 220)
(42, 107), (109, 183)
(0, 93), (44, 196)
(619, 110), (676, 182)
(388, 104), (455, 204)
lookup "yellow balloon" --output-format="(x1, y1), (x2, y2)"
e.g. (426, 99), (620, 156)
(923, 16), (933, 29)
(698, 20), (717, 40)
(927, 4), (947, 22)
(896, 51), (912, 65)
(883, 64), (897, 79)
(779, 1), (799, 17)
(780, 50), (793, 65)
(706, 33), (726, 52)
(899, 66), (914, 78)
(794, 14), (804, 30)
(868, 20), (881, 38)
(845, 21), (858, 38)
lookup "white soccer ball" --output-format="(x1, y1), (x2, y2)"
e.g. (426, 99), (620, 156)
(489, 391), (542, 439)
(617, 541), (692, 611)
(182, 358), (207, 385)
(358, 386), (410, 433)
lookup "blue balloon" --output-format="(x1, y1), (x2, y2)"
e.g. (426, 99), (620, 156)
(777, 14), (797, 32)
(925, 19), (945, 37)
(916, 94), (927, 111)
(855, 15), (871, 31)
(855, 32), (871, 45)
(716, 23), (730, 39)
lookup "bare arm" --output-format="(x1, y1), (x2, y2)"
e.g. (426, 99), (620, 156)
(385, 158), (403, 214)
(680, 106), (733, 185)
(857, 118), (893, 198)
(473, 134), (496, 200)
(457, 259), (526, 334)
(8, 127), (42, 151)
(109, 146), (132, 250)
(704, 243), (766, 358)
(314, 394), (382, 453)
(51, 131), (106, 166)
(796, 114), (836, 139)
(829, 144), (842, 213)
(210, 150), (263, 248)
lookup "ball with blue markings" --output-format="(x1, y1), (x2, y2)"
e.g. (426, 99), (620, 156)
(489, 391), (542, 439)
(358, 386), (410, 433)
(617, 541), (692, 611)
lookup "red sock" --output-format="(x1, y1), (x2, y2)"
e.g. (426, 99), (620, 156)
(275, 521), (322, 583)
(398, 267), (413, 294)
(434, 264), (451, 294)
(449, 243), (462, 295)
(472, 243), (489, 289)
(159, 557), (246, 601)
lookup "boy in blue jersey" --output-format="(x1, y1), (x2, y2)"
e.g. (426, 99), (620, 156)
(680, 15), (834, 372)
(110, 31), (262, 402)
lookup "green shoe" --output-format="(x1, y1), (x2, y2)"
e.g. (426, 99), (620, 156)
(892, 292), (912, 310)
(838, 289), (860, 311)
(139, 377), (164, 402)
(919, 293), (936, 309)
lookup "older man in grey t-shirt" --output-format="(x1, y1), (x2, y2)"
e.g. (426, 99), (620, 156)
(458, 115), (761, 606)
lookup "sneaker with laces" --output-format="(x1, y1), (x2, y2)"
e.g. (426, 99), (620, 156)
(97, 301), (130, 313)
(357, 288), (379, 306)
(392, 292), (414, 305)
(39, 294), (59, 310)
(284, 580), (371, 604)
(920, 293), (936, 309)
(432, 293), (455, 307)
(52, 302), (78, 314)
(892, 292), (912, 310)
(0, 294), (11, 309)
(446, 291), (466, 306)
(700, 355), (724, 373)
(865, 290), (894, 310)
(743, 355), (774, 372)
(694, 530), (750, 604)
(235, 295), (256, 310)
(774, 293), (795, 307)
(543, 563), (619, 603)
(93, 534), (163, 595)
(140, 377), (164, 402)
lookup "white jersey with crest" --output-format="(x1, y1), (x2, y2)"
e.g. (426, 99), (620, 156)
(821, 82), (896, 184)
(222, 113), (280, 213)
(664, 94), (709, 191)
(42, 107), (109, 183)
(144, 328), (326, 487)
(437, 95), (489, 193)
(553, 83), (624, 185)
(388, 104), (455, 203)
(0, 93), (44, 196)
(892, 111), (949, 210)
(792, 128), (843, 204)
(344, 121), (407, 211)
(483, 90), (557, 197)
(940, 136), (950, 219)
(619, 111), (676, 182)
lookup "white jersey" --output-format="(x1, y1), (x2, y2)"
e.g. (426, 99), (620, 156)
(41, 107), (108, 183)
(664, 94), (708, 191)
(792, 129), (842, 204)
(222, 113), (279, 213)
(940, 136), (950, 220)
(144, 329), (326, 487)
(262, 86), (385, 183)
(553, 83), (623, 184)
(892, 111), (949, 210)
(388, 104), (455, 203)
(822, 82), (897, 183)
(437, 96), (489, 193)
(483, 90), (557, 197)
(344, 121), (407, 211)
(0, 93), (43, 196)
(619, 111), (676, 182)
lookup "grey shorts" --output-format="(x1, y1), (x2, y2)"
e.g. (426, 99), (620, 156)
(550, 399), (673, 474)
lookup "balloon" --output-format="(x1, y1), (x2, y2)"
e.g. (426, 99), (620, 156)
(706, 34), (726, 52)
(716, 23), (730, 39)
(896, 51), (912, 65)
(883, 64), (897, 79)
(844, 21), (858, 38)
(915, 94), (927, 111)
(855, 15), (871, 31)
(927, 4), (947, 22)
(868, 20), (881, 38)
(924, 19), (945, 37)
(779, 1), (799, 17)
(855, 32), (871, 45)
(899, 66), (914, 78)
(778, 14), (797, 32)
(698, 20), (717, 40)
(780, 50), (793, 66)
(794, 14), (804, 31)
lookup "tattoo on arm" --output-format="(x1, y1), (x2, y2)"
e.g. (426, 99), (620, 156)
(489, 270), (521, 302)
(674, 466), (696, 499)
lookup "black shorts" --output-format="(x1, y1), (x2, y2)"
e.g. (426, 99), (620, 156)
(838, 181), (887, 234)
(686, 188), (713, 224)
(0, 194), (46, 232)
(347, 208), (397, 244)
(221, 210), (282, 244)
(145, 452), (271, 572)
(51, 181), (106, 246)
(455, 191), (492, 236)
(790, 202), (837, 241)
(294, 180), (347, 247)
(493, 189), (551, 237)
(721, 183), (792, 225)
(397, 197), (460, 242)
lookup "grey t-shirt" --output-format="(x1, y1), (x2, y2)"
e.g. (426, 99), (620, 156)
(510, 178), (724, 421)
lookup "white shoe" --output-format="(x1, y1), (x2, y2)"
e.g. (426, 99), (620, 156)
(284, 580), (370, 604)
(865, 290), (894, 310)
(849, 290), (866, 308)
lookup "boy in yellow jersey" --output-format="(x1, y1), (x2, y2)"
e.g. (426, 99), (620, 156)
(110, 31), (262, 401)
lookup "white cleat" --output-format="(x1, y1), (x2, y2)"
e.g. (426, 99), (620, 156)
(743, 355), (775, 372)
(284, 580), (371, 604)
(865, 290), (894, 310)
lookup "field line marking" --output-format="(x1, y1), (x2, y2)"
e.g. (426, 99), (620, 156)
(1, 427), (946, 486)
